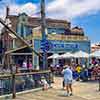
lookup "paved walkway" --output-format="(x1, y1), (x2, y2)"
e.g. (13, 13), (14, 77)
(4, 77), (100, 100)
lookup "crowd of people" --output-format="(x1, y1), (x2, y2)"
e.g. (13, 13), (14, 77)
(50, 60), (100, 81)
(0, 57), (100, 96)
(49, 59), (100, 96)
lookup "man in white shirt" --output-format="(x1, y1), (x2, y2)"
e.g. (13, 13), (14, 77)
(62, 63), (73, 96)
(22, 60), (27, 71)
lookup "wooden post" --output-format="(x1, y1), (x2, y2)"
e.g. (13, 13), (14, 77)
(10, 57), (16, 99)
(98, 74), (100, 91)
(12, 73), (16, 99)
(49, 72), (51, 87)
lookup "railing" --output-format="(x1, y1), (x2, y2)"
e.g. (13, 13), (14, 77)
(32, 33), (88, 41)
(48, 34), (88, 41)
(0, 70), (51, 99)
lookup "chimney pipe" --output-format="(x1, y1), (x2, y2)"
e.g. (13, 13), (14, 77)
(6, 6), (9, 18)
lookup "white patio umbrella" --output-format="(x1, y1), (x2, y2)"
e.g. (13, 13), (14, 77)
(90, 50), (100, 58)
(74, 50), (89, 58)
(48, 54), (61, 59)
(60, 52), (74, 58)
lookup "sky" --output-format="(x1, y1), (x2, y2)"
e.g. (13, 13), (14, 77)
(0, 0), (100, 44)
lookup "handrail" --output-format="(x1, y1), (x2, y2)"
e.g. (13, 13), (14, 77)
(0, 70), (51, 78)
(15, 70), (51, 76)
(0, 70), (51, 98)
(33, 32), (88, 41)
(0, 74), (11, 79)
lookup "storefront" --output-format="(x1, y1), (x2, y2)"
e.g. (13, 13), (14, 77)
(1, 12), (91, 70)
(33, 39), (90, 69)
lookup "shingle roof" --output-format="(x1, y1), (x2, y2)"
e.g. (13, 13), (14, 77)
(7, 15), (70, 31)
(71, 26), (84, 35)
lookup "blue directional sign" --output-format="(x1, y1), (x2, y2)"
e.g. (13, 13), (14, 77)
(40, 40), (52, 51)
(40, 40), (45, 51)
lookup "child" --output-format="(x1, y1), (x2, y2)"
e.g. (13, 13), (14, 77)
(41, 76), (49, 90)
(28, 61), (33, 72)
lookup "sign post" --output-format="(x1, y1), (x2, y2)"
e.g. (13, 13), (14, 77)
(41, 0), (47, 70)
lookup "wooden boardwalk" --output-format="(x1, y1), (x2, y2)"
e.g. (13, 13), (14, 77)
(2, 77), (100, 100)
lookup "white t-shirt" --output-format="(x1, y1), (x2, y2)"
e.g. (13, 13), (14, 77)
(62, 67), (73, 80)
(22, 62), (27, 68)
(41, 79), (48, 85)
(56, 64), (60, 68)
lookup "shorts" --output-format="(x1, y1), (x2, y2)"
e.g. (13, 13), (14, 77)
(64, 79), (72, 85)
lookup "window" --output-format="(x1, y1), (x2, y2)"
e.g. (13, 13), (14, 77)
(16, 23), (23, 37)
(17, 13), (28, 37)
(65, 29), (71, 35)
(56, 28), (65, 34)
(16, 23), (33, 37)
(48, 28), (56, 34)
(21, 23), (24, 37)
(22, 18), (26, 22)
(47, 28), (66, 34)
(26, 26), (33, 36)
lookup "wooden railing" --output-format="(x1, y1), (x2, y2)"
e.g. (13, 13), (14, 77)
(0, 70), (51, 99)
(31, 32), (88, 41)
(48, 34), (88, 41)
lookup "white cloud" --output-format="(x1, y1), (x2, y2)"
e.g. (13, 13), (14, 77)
(0, 2), (38, 33)
(47, 0), (100, 20)
(0, 0), (100, 29)
(0, 0), (100, 20)
(0, 0), (99, 20)
(9, 2), (37, 16)
(0, 0), (12, 33)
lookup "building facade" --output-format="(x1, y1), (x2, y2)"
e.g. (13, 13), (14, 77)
(32, 27), (90, 69)
(91, 43), (100, 52)
(0, 8), (91, 69)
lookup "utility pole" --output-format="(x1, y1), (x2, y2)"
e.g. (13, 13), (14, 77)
(41, 0), (47, 70)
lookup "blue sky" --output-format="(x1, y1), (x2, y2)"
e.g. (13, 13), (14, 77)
(0, 0), (100, 43)
(72, 13), (100, 43)
(16, 0), (40, 4)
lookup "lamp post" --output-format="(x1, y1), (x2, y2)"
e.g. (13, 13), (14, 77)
(41, 0), (47, 70)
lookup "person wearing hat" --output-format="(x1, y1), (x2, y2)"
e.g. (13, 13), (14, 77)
(62, 63), (73, 96)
